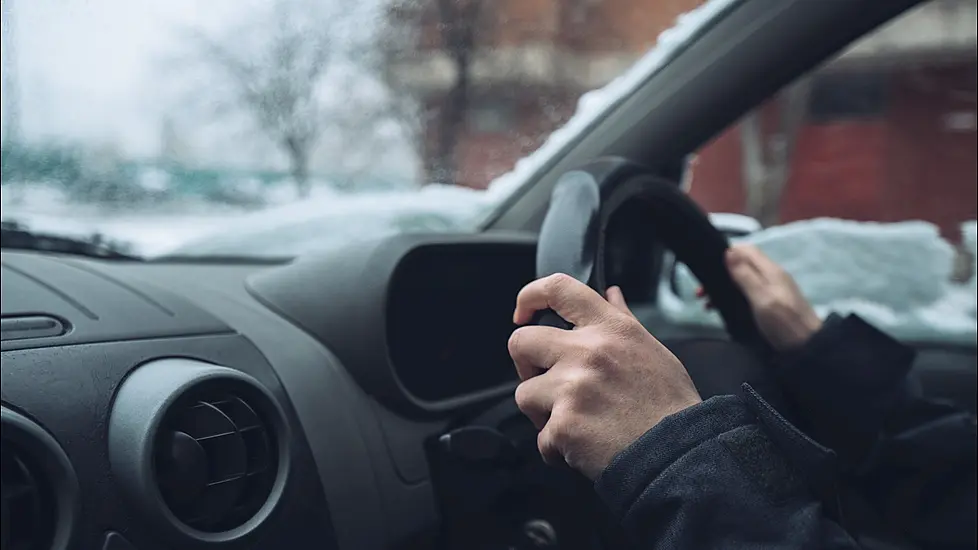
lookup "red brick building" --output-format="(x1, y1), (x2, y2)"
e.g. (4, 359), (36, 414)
(396, 0), (977, 238)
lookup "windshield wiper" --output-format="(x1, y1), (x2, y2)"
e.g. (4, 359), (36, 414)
(1, 221), (139, 260)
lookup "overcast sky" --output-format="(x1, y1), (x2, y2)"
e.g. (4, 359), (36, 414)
(1, 0), (388, 170)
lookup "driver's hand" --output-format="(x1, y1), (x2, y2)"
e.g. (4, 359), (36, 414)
(508, 274), (702, 480)
(723, 243), (823, 351)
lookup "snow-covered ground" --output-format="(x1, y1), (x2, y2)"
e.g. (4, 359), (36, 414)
(661, 218), (977, 346)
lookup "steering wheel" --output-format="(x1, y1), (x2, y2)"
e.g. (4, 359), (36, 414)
(534, 158), (793, 414)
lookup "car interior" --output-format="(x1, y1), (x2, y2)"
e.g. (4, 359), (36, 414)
(1, 0), (974, 549)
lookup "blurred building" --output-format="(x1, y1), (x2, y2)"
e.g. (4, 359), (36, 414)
(689, 0), (977, 239)
(395, 0), (976, 238)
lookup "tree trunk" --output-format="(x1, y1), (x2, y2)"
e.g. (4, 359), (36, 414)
(286, 141), (311, 198)
(739, 77), (813, 227)
(740, 111), (768, 224)
(433, 54), (470, 185)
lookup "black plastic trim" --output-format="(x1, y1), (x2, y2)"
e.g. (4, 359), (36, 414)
(247, 232), (536, 418)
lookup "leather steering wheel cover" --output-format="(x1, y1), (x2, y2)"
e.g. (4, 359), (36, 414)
(593, 175), (773, 358)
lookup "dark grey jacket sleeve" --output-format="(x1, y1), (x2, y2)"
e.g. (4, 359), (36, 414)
(595, 388), (861, 549)
(778, 314), (977, 549)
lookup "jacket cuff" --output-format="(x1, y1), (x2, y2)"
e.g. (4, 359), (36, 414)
(594, 395), (753, 519)
(778, 313), (915, 463)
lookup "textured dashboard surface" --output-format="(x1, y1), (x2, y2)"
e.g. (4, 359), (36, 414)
(1, 252), (229, 351)
(1, 249), (447, 550)
(2, 335), (334, 550)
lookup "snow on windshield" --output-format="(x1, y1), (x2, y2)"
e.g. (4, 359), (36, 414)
(661, 219), (978, 346)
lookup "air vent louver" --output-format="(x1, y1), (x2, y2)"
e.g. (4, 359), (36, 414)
(1, 443), (55, 550)
(154, 394), (276, 533)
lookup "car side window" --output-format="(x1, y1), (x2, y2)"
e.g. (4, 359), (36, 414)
(670, 1), (977, 346)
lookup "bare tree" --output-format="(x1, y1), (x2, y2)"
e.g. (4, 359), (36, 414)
(371, 1), (427, 168)
(379, 0), (488, 185)
(182, 0), (335, 197)
(739, 77), (813, 227)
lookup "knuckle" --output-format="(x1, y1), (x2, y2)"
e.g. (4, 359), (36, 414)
(756, 293), (780, 312)
(564, 370), (600, 409)
(545, 274), (577, 308)
(564, 368), (592, 394)
(537, 430), (557, 462)
(513, 382), (533, 411)
(585, 334), (619, 367)
(547, 272), (574, 290)
(546, 414), (573, 449)
(507, 329), (522, 356)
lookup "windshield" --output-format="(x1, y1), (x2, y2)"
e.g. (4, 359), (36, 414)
(0, 0), (730, 259)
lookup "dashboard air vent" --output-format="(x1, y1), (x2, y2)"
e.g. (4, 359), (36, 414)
(1, 408), (78, 550)
(109, 359), (289, 543)
(154, 394), (276, 533)
(1, 442), (55, 550)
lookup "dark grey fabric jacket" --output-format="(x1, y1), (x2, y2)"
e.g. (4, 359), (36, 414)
(595, 314), (977, 549)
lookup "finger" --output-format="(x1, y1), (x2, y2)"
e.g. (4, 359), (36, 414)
(513, 273), (613, 327)
(695, 286), (706, 298)
(726, 247), (767, 296)
(605, 286), (637, 319)
(730, 243), (781, 280)
(537, 422), (564, 466)
(508, 325), (572, 381)
(513, 374), (558, 429)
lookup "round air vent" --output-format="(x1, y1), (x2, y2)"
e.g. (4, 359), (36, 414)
(1, 442), (53, 550)
(154, 393), (275, 532)
(0, 408), (79, 550)
(109, 359), (290, 544)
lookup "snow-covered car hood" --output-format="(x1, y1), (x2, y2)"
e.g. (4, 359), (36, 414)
(169, 185), (495, 258)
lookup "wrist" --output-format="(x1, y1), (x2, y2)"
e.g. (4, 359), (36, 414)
(777, 312), (823, 351)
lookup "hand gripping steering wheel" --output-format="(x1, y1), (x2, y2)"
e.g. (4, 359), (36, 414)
(533, 158), (795, 415)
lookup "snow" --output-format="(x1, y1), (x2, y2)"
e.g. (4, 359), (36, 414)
(965, 220), (977, 295)
(709, 213), (761, 236)
(164, 184), (493, 257)
(1, 183), (491, 258)
(750, 219), (954, 309)
(483, 0), (738, 202)
(661, 218), (978, 346)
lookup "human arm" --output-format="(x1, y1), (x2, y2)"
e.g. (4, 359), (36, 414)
(724, 244), (977, 548)
(508, 275), (867, 549)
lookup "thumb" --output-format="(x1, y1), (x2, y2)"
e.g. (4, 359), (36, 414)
(605, 286), (637, 319)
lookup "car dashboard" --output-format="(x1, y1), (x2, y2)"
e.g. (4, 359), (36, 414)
(0, 233), (544, 550)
